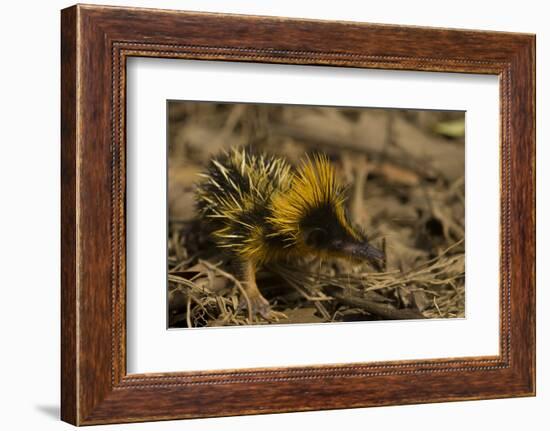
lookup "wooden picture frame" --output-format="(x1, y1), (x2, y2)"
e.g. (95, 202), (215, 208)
(61, 4), (535, 425)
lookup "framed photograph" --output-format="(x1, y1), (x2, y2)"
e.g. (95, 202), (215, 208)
(61, 4), (535, 425)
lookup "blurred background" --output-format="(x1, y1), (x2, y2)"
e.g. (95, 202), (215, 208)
(167, 101), (465, 327)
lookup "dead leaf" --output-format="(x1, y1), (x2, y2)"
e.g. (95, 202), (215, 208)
(374, 162), (420, 186)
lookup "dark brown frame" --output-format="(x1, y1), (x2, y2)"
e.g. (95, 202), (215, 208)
(61, 4), (536, 425)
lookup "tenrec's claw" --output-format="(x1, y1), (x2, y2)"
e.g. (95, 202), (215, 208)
(238, 294), (287, 322)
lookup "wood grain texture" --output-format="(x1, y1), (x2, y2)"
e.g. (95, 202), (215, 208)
(60, 4), (535, 425)
(60, 6), (78, 425)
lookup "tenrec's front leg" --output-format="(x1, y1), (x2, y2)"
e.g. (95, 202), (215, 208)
(238, 260), (285, 322)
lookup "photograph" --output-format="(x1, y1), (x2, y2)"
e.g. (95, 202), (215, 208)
(167, 101), (466, 327)
(53, 2), (536, 426)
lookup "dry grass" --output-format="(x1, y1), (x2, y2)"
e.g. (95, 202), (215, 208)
(168, 238), (464, 327)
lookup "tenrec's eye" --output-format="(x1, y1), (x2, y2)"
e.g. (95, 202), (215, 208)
(304, 228), (327, 247)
